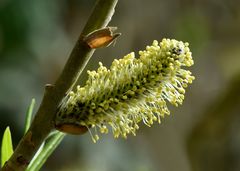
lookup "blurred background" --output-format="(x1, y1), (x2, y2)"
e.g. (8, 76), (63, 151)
(0, 0), (240, 170)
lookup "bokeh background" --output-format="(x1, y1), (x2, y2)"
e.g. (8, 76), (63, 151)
(1, 0), (240, 171)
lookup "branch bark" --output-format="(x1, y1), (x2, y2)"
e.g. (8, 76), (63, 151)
(1, 0), (118, 170)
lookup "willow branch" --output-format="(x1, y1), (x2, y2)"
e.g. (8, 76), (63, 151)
(1, 0), (118, 170)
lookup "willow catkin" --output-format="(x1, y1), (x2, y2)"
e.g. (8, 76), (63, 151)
(55, 38), (195, 142)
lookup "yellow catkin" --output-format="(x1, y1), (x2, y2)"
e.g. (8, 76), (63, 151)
(55, 38), (195, 142)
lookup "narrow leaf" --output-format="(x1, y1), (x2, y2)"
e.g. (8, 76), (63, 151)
(26, 132), (65, 171)
(24, 98), (35, 134)
(1, 127), (13, 167)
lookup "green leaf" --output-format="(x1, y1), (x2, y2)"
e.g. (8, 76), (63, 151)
(24, 98), (35, 134)
(1, 127), (14, 167)
(26, 131), (65, 171)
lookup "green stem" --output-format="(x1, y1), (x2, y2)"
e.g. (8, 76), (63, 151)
(1, 0), (118, 170)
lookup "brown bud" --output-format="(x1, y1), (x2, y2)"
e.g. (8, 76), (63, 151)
(84, 27), (121, 49)
(55, 123), (88, 135)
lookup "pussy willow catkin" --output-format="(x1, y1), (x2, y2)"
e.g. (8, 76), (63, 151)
(55, 38), (195, 142)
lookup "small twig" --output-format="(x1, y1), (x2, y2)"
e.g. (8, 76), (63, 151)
(1, 0), (118, 170)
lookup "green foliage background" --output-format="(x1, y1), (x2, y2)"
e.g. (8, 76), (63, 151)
(1, 0), (240, 171)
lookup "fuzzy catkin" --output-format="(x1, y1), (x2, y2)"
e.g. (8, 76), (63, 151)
(55, 38), (195, 142)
